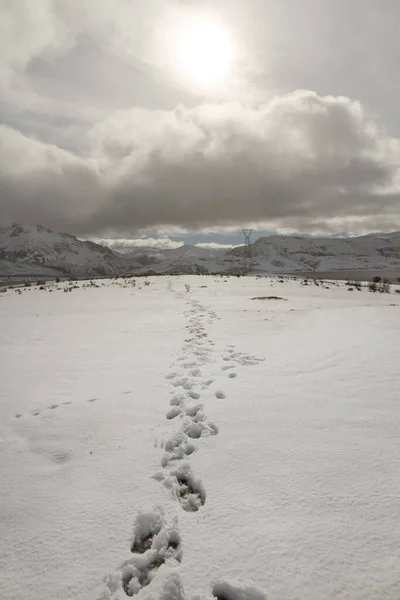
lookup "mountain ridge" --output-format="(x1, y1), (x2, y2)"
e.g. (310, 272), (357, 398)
(1, 223), (399, 281)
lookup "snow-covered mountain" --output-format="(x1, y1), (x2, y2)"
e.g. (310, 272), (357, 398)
(0, 224), (134, 279)
(1, 224), (399, 280)
(227, 232), (400, 273)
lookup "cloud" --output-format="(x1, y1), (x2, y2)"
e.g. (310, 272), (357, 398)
(1, 90), (400, 235)
(92, 237), (183, 251)
(90, 236), (234, 252)
(196, 242), (235, 250)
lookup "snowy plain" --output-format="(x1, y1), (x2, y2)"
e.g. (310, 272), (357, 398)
(0, 275), (399, 600)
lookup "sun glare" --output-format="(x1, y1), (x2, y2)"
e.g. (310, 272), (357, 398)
(175, 18), (234, 89)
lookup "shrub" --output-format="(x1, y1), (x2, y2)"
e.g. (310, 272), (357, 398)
(373, 276), (382, 283)
(379, 279), (391, 293)
(370, 279), (390, 293)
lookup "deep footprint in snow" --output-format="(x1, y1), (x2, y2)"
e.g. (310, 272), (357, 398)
(170, 466), (206, 512)
(212, 582), (267, 600)
(215, 390), (226, 399)
(108, 509), (182, 597)
(122, 534), (181, 597)
(228, 373), (238, 379)
(182, 418), (218, 439)
(176, 477), (205, 512)
(161, 440), (197, 467)
(130, 509), (163, 554)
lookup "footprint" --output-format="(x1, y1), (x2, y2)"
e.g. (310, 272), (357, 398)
(116, 516), (181, 597)
(228, 373), (237, 379)
(202, 379), (214, 388)
(215, 390), (226, 399)
(169, 464), (206, 512)
(62, 401), (72, 405)
(86, 398), (96, 403)
(165, 373), (177, 380)
(222, 365), (235, 371)
(161, 574), (187, 600)
(185, 404), (203, 418)
(183, 418), (218, 438)
(130, 508), (163, 554)
(212, 582), (267, 600)
(170, 394), (185, 407)
(15, 413), (22, 419)
(172, 378), (193, 391)
(190, 368), (201, 377)
(49, 404), (58, 410)
(188, 390), (200, 400)
(161, 441), (197, 467)
(32, 412), (40, 417)
(166, 407), (181, 420)
(52, 450), (71, 464)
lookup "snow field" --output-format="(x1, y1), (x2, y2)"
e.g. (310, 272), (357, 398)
(0, 275), (399, 600)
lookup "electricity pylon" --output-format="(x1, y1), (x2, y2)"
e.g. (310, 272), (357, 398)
(241, 228), (254, 274)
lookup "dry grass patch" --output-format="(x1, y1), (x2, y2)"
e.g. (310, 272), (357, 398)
(252, 296), (287, 301)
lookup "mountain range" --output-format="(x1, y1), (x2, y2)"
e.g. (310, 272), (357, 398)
(1, 223), (399, 282)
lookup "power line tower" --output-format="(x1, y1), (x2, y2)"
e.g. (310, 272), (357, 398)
(241, 228), (254, 274)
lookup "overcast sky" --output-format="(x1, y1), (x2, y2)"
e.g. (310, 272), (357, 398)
(1, 0), (400, 247)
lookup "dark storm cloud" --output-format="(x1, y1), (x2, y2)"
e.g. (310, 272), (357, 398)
(1, 91), (399, 235)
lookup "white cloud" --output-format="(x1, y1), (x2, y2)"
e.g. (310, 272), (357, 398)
(195, 242), (235, 249)
(91, 237), (183, 251)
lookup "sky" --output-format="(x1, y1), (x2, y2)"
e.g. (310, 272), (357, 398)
(1, 0), (400, 250)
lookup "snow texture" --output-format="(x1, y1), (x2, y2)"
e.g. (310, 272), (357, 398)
(1, 274), (400, 600)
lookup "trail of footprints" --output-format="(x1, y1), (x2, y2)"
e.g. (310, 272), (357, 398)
(14, 398), (95, 419)
(157, 298), (219, 512)
(101, 287), (265, 599)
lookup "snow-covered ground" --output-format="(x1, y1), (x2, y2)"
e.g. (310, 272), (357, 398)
(1, 276), (399, 600)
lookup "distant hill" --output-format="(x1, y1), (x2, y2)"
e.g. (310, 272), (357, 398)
(1, 224), (399, 281)
(227, 232), (400, 273)
(0, 224), (135, 279)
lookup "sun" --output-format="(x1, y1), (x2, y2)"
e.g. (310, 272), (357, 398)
(175, 18), (234, 89)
